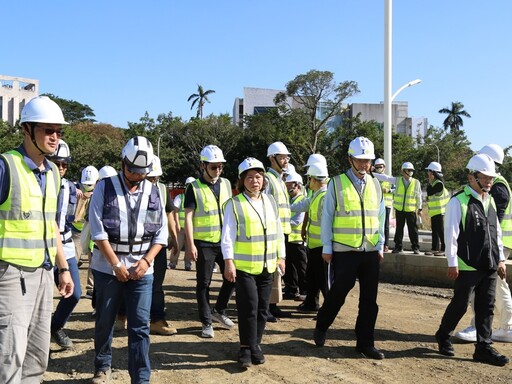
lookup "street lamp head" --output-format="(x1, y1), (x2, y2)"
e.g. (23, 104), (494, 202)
(408, 79), (422, 87)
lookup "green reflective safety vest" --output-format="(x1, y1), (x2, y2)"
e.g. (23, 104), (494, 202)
(177, 193), (185, 228)
(191, 178), (232, 243)
(307, 189), (326, 249)
(393, 177), (419, 212)
(427, 180), (450, 217)
(332, 174), (380, 248)
(288, 193), (305, 243)
(266, 171), (291, 235)
(381, 180), (393, 208)
(455, 187), (480, 271)
(157, 182), (168, 207)
(231, 193), (279, 275)
(494, 175), (512, 249)
(0, 150), (60, 267)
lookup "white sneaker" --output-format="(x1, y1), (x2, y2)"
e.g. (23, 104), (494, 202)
(212, 311), (235, 329)
(201, 323), (214, 338)
(454, 325), (477, 342)
(492, 328), (512, 343)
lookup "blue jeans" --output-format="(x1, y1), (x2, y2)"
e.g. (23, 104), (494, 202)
(52, 256), (82, 330)
(93, 270), (153, 384)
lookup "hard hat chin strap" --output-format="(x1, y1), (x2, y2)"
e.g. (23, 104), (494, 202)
(27, 123), (53, 156)
(473, 172), (489, 193)
(349, 157), (366, 176)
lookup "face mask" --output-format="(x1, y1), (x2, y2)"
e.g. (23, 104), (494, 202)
(357, 170), (367, 176)
(82, 184), (94, 192)
(405, 170), (414, 177)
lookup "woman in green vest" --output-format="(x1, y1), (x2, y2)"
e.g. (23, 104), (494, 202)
(425, 161), (450, 256)
(222, 158), (285, 368)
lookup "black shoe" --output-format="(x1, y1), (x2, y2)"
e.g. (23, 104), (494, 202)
(297, 302), (319, 313)
(435, 331), (454, 356)
(266, 314), (278, 323)
(314, 328), (326, 347)
(238, 347), (252, 368)
(355, 346), (385, 360)
(282, 292), (297, 300)
(51, 328), (73, 349)
(413, 249), (420, 255)
(250, 345), (265, 365)
(473, 344), (509, 366)
(270, 306), (292, 318)
(392, 248), (402, 254)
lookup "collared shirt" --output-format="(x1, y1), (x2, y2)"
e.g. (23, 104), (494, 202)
(444, 185), (505, 268)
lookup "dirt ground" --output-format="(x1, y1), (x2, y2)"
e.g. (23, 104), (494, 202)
(44, 255), (512, 384)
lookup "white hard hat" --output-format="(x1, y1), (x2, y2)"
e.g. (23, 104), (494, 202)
(267, 141), (291, 157)
(306, 163), (329, 179)
(284, 163), (296, 174)
(402, 162), (415, 170)
(348, 137), (375, 159)
(466, 153), (497, 177)
(122, 136), (154, 174)
(98, 165), (117, 180)
(285, 172), (303, 184)
(81, 165), (99, 186)
(425, 161), (442, 172)
(238, 157), (265, 176)
(185, 176), (196, 185)
(200, 145), (226, 162)
(374, 158), (386, 166)
(147, 156), (163, 177)
(305, 153), (327, 167)
(479, 144), (504, 165)
(47, 139), (71, 162)
(20, 96), (68, 125)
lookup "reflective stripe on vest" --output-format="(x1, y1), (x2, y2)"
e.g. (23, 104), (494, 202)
(427, 180), (450, 217)
(157, 182), (167, 207)
(288, 194), (305, 242)
(0, 151), (59, 267)
(495, 175), (512, 248)
(231, 193), (279, 274)
(381, 180), (393, 208)
(176, 193), (185, 228)
(191, 178), (231, 242)
(307, 189), (326, 249)
(393, 177), (419, 212)
(57, 178), (76, 243)
(332, 174), (380, 248)
(266, 171), (291, 234)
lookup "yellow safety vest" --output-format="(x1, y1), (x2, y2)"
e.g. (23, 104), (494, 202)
(288, 193), (305, 243)
(231, 193), (279, 275)
(307, 189), (326, 249)
(177, 193), (185, 228)
(0, 150), (59, 267)
(494, 175), (512, 249)
(394, 177), (419, 212)
(427, 180), (450, 217)
(332, 174), (380, 248)
(381, 180), (393, 208)
(191, 178), (232, 243)
(157, 182), (168, 207)
(266, 171), (291, 235)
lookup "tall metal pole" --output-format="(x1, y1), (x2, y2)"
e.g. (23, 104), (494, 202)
(384, 0), (393, 172)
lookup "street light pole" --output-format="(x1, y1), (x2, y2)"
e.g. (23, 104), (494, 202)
(384, 0), (392, 173)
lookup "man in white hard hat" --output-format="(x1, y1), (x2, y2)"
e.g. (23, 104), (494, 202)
(170, 176), (195, 270)
(89, 136), (168, 382)
(455, 144), (512, 343)
(0, 96), (74, 383)
(435, 153), (509, 366)
(184, 145), (235, 338)
(373, 158), (394, 252)
(314, 137), (385, 360)
(425, 162), (450, 256)
(374, 161), (422, 254)
(265, 141), (292, 320)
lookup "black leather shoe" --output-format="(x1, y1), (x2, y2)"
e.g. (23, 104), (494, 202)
(51, 328), (73, 349)
(297, 302), (319, 313)
(435, 331), (455, 356)
(238, 347), (252, 368)
(473, 344), (509, 366)
(392, 248), (402, 254)
(270, 306), (292, 318)
(250, 345), (265, 365)
(266, 314), (277, 323)
(355, 346), (385, 360)
(313, 328), (326, 347)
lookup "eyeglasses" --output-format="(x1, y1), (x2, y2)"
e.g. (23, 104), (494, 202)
(375, 165), (384, 169)
(209, 164), (224, 171)
(53, 161), (68, 169)
(41, 127), (64, 138)
(276, 155), (290, 162)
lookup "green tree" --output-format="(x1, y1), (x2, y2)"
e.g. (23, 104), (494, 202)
(275, 69), (359, 153)
(41, 93), (96, 124)
(0, 120), (23, 154)
(438, 101), (471, 133)
(187, 84), (215, 119)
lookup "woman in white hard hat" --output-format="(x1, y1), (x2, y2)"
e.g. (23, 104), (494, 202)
(222, 157), (286, 368)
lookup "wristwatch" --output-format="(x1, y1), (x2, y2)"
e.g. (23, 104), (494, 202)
(112, 261), (122, 271)
(58, 268), (70, 274)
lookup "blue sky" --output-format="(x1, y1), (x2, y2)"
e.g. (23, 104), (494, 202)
(2, 1), (510, 151)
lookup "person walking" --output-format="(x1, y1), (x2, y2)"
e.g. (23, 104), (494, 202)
(89, 136), (168, 383)
(184, 145), (235, 338)
(170, 176), (195, 270)
(48, 139), (82, 349)
(373, 158), (393, 253)
(313, 136), (385, 360)
(222, 158), (286, 368)
(0, 96), (74, 383)
(435, 153), (509, 366)
(425, 161), (450, 256)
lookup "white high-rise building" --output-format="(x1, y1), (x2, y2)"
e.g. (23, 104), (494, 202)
(0, 75), (39, 126)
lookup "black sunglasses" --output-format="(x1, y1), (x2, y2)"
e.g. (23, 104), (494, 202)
(41, 127), (64, 138)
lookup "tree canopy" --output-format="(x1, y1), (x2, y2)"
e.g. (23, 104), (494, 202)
(438, 101), (471, 133)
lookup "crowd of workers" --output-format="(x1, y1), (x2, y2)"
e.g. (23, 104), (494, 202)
(1, 96), (511, 383)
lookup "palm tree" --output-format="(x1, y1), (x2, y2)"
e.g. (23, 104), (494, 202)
(187, 84), (215, 119)
(438, 101), (471, 133)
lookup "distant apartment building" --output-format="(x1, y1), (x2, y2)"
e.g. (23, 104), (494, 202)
(233, 87), (427, 139)
(0, 75), (39, 126)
